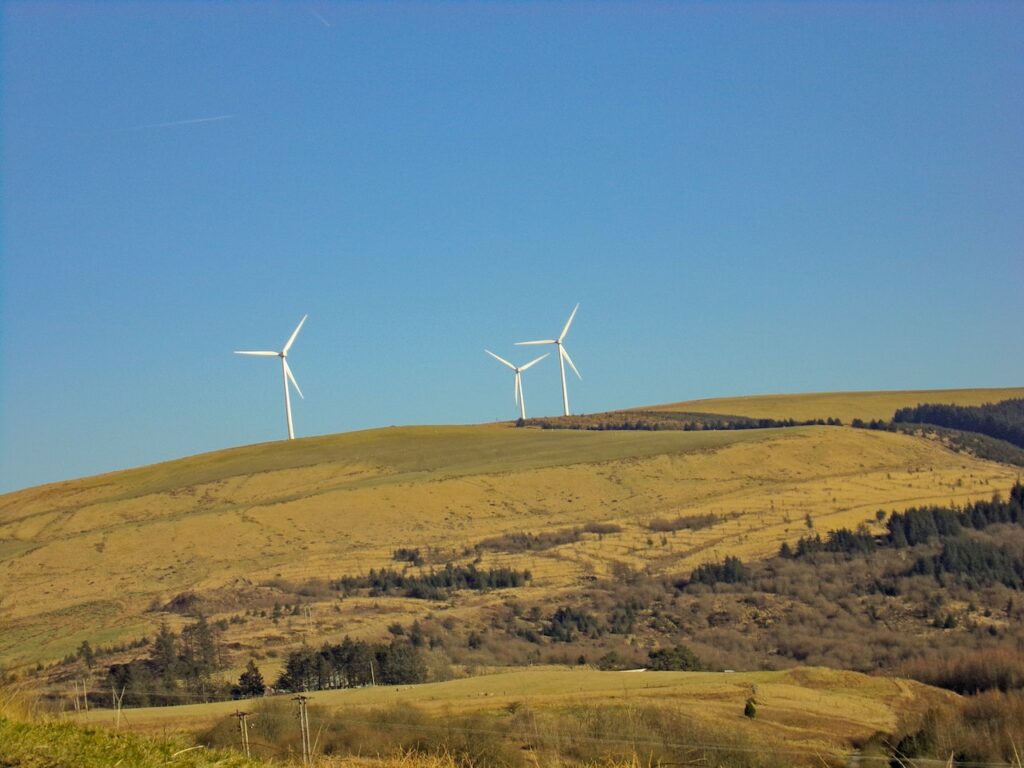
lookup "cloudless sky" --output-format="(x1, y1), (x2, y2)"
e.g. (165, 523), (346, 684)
(2, 1), (1022, 493)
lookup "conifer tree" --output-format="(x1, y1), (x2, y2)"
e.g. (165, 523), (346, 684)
(237, 658), (265, 697)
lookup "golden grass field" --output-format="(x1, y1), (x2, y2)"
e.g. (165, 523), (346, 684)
(72, 665), (955, 758)
(647, 386), (1024, 422)
(1, 387), (1022, 671)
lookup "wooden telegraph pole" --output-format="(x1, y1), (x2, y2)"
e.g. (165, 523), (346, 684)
(233, 710), (251, 758)
(111, 684), (126, 729)
(293, 695), (311, 764)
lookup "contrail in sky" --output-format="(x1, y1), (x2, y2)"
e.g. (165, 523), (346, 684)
(309, 8), (331, 27)
(120, 114), (234, 132)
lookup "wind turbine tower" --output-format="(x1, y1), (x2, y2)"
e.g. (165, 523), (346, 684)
(234, 315), (307, 440)
(515, 303), (581, 417)
(485, 350), (548, 421)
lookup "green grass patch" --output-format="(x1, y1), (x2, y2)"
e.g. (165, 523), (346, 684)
(0, 715), (261, 768)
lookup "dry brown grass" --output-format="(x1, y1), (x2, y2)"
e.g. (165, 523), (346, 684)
(76, 666), (954, 763)
(0, 390), (1021, 674)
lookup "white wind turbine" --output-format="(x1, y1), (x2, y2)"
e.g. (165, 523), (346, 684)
(234, 315), (307, 440)
(485, 350), (549, 421)
(515, 303), (581, 417)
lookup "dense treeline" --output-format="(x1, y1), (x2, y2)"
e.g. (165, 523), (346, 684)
(544, 607), (604, 642)
(537, 600), (646, 643)
(686, 556), (748, 586)
(335, 563), (531, 600)
(783, 484), (1024, 587)
(520, 411), (843, 432)
(915, 537), (1024, 588)
(274, 637), (426, 692)
(894, 398), (1024, 449)
(106, 617), (222, 707)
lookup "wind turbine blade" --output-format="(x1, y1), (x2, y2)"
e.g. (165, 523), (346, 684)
(283, 314), (308, 354)
(283, 359), (304, 399)
(519, 353), (550, 371)
(561, 346), (582, 379)
(235, 350), (279, 356)
(558, 303), (580, 342)
(514, 339), (556, 346)
(485, 349), (516, 370)
(514, 374), (521, 405)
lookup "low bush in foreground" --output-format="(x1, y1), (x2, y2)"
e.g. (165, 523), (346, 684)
(874, 691), (1024, 765)
(0, 715), (258, 768)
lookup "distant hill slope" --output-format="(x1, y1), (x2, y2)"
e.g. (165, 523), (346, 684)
(646, 387), (1024, 423)
(0, 389), (1021, 670)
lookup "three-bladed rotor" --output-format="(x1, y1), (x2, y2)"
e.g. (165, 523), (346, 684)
(515, 303), (581, 416)
(485, 350), (549, 421)
(235, 314), (307, 440)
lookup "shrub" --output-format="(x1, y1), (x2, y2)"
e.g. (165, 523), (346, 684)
(477, 528), (580, 552)
(392, 547), (423, 566)
(583, 522), (622, 535)
(647, 644), (702, 671)
(647, 513), (719, 533)
(687, 556), (748, 586)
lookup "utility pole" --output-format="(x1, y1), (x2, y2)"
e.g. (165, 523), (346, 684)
(293, 695), (311, 765)
(80, 678), (89, 712)
(111, 684), (125, 729)
(233, 710), (251, 758)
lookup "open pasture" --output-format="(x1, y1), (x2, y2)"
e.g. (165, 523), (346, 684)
(73, 666), (955, 760)
(1, 390), (1021, 669)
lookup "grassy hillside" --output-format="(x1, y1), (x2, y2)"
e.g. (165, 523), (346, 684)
(648, 386), (1024, 423)
(73, 666), (955, 763)
(0, 717), (261, 768)
(1, 389), (1021, 675)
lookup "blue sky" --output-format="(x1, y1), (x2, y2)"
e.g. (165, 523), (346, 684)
(2, 1), (1022, 492)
